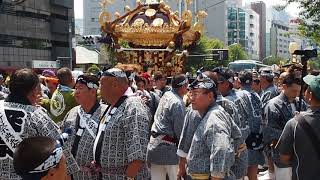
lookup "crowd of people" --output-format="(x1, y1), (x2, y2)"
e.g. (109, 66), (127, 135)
(0, 63), (319, 180)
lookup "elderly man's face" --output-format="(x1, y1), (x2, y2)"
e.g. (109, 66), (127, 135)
(100, 76), (118, 104)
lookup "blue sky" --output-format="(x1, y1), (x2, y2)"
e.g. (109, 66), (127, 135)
(74, 0), (300, 19)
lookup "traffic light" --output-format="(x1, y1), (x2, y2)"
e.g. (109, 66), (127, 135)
(82, 35), (101, 45)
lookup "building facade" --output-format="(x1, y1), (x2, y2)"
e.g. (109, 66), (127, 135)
(0, 0), (75, 69)
(199, 0), (227, 43)
(173, 0), (228, 44)
(266, 7), (291, 58)
(83, 0), (135, 35)
(246, 8), (260, 60)
(289, 18), (311, 50)
(227, 6), (260, 60)
(227, 0), (242, 8)
(250, 1), (266, 61)
(270, 20), (291, 59)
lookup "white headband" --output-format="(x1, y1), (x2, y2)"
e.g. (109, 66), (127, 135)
(177, 77), (188, 86)
(29, 141), (63, 174)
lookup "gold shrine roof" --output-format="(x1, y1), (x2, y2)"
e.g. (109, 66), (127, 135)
(100, 0), (207, 47)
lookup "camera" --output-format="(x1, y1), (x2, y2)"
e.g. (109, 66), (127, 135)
(293, 49), (318, 60)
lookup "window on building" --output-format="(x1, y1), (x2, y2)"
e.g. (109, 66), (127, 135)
(250, 24), (254, 28)
(91, 18), (95, 22)
(250, 15), (254, 19)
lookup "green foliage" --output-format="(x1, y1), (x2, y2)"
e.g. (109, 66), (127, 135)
(287, 0), (320, 45)
(287, 0), (320, 22)
(228, 43), (248, 61)
(87, 64), (101, 74)
(186, 36), (225, 73)
(308, 55), (320, 70)
(119, 40), (130, 48)
(298, 22), (320, 45)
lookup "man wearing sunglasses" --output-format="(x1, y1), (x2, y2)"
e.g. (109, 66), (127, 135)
(263, 67), (308, 180)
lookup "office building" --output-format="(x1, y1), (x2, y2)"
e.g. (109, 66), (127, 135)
(227, 6), (260, 60)
(250, 1), (266, 60)
(266, 7), (291, 58)
(83, 0), (135, 35)
(0, 0), (75, 69)
(270, 20), (291, 59)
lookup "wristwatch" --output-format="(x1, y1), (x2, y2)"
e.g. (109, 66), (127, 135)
(127, 177), (135, 180)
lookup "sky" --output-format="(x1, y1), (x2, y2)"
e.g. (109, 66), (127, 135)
(74, 0), (300, 19)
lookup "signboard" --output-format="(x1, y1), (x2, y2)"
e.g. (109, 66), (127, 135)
(32, 60), (57, 69)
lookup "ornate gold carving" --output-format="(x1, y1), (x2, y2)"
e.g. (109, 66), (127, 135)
(132, 18), (145, 27)
(182, 10), (192, 27)
(99, 12), (111, 26)
(98, 0), (206, 75)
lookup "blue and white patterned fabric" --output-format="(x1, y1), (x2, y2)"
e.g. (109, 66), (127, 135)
(241, 86), (265, 166)
(261, 84), (280, 109)
(62, 103), (108, 180)
(94, 96), (150, 179)
(217, 95), (245, 179)
(224, 89), (253, 178)
(187, 103), (235, 179)
(147, 90), (186, 165)
(177, 106), (201, 158)
(0, 101), (79, 180)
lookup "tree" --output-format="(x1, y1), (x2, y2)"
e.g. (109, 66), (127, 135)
(228, 43), (248, 62)
(286, 0), (320, 44)
(308, 54), (320, 70)
(186, 36), (225, 73)
(298, 22), (320, 45)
